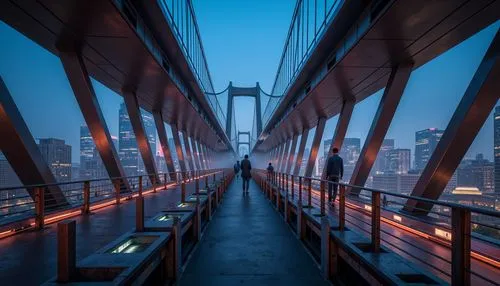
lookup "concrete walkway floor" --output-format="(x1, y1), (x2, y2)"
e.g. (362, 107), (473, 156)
(180, 179), (329, 285)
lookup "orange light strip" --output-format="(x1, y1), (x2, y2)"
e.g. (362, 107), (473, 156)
(281, 177), (500, 268)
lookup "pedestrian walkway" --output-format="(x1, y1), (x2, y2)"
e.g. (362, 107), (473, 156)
(180, 180), (329, 285)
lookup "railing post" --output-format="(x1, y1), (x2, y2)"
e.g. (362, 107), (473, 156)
(308, 178), (312, 208)
(205, 174), (208, 189)
(136, 196), (144, 232)
(320, 180), (326, 216)
(276, 173), (281, 210)
(164, 173), (167, 190)
(181, 182), (186, 203)
(339, 185), (346, 231)
(82, 181), (90, 214)
(213, 172), (216, 183)
(451, 207), (471, 286)
(299, 177), (303, 204)
(321, 216), (331, 279)
(114, 179), (120, 205)
(35, 187), (44, 230)
(57, 220), (76, 282)
(291, 175), (295, 200)
(153, 176), (157, 193)
(371, 191), (381, 252)
(138, 176), (143, 197)
(196, 177), (200, 193)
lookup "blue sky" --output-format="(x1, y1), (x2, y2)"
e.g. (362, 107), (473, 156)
(0, 2), (498, 164)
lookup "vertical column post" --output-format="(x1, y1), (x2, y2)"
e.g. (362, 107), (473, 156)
(293, 129), (310, 176)
(320, 181), (325, 216)
(339, 185), (346, 231)
(82, 181), (90, 214)
(181, 182), (186, 203)
(304, 117), (326, 178)
(308, 178), (312, 207)
(136, 196), (144, 232)
(451, 207), (471, 286)
(321, 216), (331, 279)
(35, 187), (44, 230)
(138, 176), (143, 197)
(57, 220), (76, 282)
(371, 191), (381, 252)
(114, 179), (121, 205)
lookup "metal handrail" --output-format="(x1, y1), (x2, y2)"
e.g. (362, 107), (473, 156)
(255, 169), (500, 285)
(0, 170), (189, 192)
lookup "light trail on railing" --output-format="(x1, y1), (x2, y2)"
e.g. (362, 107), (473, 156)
(265, 172), (500, 272)
(0, 171), (223, 240)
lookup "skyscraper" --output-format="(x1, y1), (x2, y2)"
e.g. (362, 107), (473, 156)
(340, 138), (360, 181)
(374, 139), (394, 173)
(387, 148), (411, 174)
(80, 125), (94, 179)
(415, 128), (444, 171)
(495, 106), (500, 193)
(119, 103), (139, 176)
(119, 103), (156, 176)
(0, 152), (21, 188)
(38, 138), (72, 182)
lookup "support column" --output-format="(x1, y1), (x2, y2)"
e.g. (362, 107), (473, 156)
(304, 118), (327, 178)
(191, 138), (202, 171)
(321, 99), (355, 179)
(196, 140), (207, 170)
(203, 144), (211, 169)
(123, 90), (160, 184)
(58, 49), (130, 192)
(286, 135), (299, 174)
(255, 83), (263, 135)
(293, 129), (310, 176)
(406, 31), (500, 214)
(350, 63), (413, 194)
(171, 125), (187, 173)
(0, 77), (66, 205)
(276, 143), (285, 171)
(225, 82), (233, 136)
(181, 132), (195, 171)
(280, 139), (291, 173)
(153, 111), (176, 180)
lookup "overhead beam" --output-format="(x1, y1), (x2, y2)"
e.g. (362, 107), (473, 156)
(405, 31), (500, 215)
(349, 63), (413, 194)
(153, 111), (176, 180)
(123, 90), (160, 184)
(171, 124), (187, 174)
(0, 77), (67, 206)
(59, 49), (131, 192)
(304, 117), (327, 178)
(286, 135), (299, 174)
(293, 129), (310, 176)
(321, 99), (355, 179)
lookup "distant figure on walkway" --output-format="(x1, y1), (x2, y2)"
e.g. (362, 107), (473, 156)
(240, 154), (252, 193)
(234, 160), (241, 180)
(266, 162), (274, 181)
(326, 147), (344, 207)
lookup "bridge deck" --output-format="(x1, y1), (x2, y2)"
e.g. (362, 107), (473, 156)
(180, 179), (328, 285)
(0, 181), (200, 286)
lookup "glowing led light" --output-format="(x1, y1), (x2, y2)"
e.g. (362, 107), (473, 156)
(434, 228), (452, 240)
(393, 215), (402, 222)
(364, 205), (372, 211)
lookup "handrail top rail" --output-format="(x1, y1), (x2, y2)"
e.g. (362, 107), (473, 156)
(258, 169), (500, 218)
(0, 169), (226, 192)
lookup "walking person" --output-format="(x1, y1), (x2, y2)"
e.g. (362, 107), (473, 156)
(234, 160), (241, 180)
(266, 162), (274, 181)
(240, 154), (252, 193)
(326, 147), (344, 207)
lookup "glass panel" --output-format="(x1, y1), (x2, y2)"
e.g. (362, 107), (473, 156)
(179, 132), (191, 171)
